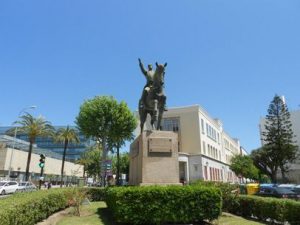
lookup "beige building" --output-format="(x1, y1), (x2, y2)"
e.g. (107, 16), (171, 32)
(259, 109), (300, 182)
(0, 135), (83, 182)
(139, 105), (244, 183)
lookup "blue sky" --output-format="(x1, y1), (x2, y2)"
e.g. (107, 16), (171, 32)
(0, 1), (299, 152)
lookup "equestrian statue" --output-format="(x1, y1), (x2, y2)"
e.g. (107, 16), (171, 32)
(138, 58), (167, 132)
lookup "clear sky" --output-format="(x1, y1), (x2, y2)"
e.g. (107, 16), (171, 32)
(1, 1), (299, 152)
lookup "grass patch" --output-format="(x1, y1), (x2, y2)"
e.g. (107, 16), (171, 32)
(57, 202), (114, 225)
(56, 201), (266, 225)
(213, 213), (267, 225)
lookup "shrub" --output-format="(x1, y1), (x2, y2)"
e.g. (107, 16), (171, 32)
(284, 200), (300, 225)
(225, 194), (300, 224)
(0, 187), (109, 225)
(106, 185), (222, 225)
(0, 188), (71, 225)
(65, 187), (89, 216)
(190, 180), (239, 211)
(80, 187), (107, 201)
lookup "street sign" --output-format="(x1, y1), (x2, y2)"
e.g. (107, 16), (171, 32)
(101, 160), (112, 176)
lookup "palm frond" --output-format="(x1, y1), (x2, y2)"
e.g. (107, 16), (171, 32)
(12, 112), (54, 140)
(54, 125), (80, 144)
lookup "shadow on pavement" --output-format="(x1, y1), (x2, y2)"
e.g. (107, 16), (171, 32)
(95, 207), (211, 225)
(97, 207), (116, 225)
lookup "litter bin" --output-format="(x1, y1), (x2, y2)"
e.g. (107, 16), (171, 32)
(239, 184), (247, 194)
(77, 178), (85, 187)
(246, 183), (259, 195)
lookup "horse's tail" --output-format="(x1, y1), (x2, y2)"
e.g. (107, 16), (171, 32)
(139, 101), (146, 132)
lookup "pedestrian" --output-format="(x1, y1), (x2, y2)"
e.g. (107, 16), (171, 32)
(47, 182), (52, 189)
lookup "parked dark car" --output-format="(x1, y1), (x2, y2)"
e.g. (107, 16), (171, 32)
(256, 186), (300, 200)
(292, 185), (300, 194)
(277, 184), (296, 190)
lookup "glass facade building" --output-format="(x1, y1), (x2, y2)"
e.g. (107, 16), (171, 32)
(0, 126), (92, 162)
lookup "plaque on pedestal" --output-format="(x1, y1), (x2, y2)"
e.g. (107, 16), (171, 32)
(129, 130), (180, 186)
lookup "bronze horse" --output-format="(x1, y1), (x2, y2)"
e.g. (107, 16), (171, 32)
(139, 62), (167, 132)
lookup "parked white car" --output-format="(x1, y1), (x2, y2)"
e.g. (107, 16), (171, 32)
(0, 181), (19, 195)
(17, 182), (37, 192)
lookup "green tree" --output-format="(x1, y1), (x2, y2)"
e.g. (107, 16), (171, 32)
(76, 151), (90, 178)
(109, 101), (137, 185)
(255, 95), (298, 182)
(111, 152), (130, 178)
(9, 113), (54, 181)
(230, 154), (259, 181)
(79, 145), (102, 180)
(76, 96), (136, 186)
(55, 126), (80, 187)
(251, 146), (274, 181)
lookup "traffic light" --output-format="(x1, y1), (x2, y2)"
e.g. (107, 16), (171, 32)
(105, 160), (112, 176)
(39, 154), (45, 168)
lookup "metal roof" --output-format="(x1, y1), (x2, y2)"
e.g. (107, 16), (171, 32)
(0, 135), (64, 160)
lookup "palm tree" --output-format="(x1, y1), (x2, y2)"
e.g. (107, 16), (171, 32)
(76, 151), (91, 178)
(10, 113), (54, 181)
(55, 126), (80, 187)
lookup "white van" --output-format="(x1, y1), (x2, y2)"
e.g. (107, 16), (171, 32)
(0, 181), (19, 195)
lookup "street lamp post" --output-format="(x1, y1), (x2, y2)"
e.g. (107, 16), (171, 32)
(7, 106), (36, 179)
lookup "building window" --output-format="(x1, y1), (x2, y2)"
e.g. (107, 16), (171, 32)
(224, 139), (229, 149)
(202, 141), (206, 155)
(201, 119), (205, 134)
(204, 166), (208, 180)
(161, 117), (180, 132)
(194, 164), (198, 171)
(206, 123), (218, 142)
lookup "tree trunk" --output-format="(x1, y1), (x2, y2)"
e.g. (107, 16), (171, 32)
(83, 166), (86, 178)
(280, 167), (287, 183)
(271, 170), (277, 184)
(60, 140), (68, 188)
(101, 137), (107, 187)
(25, 140), (34, 181)
(116, 144), (120, 186)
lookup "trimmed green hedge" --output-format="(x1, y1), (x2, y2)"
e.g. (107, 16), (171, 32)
(80, 187), (107, 201)
(190, 180), (239, 211)
(0, 187), (107, 225)
(106, 185), (222, 225)
(225, 194), (300, 225)
(0, 189), (70, 225)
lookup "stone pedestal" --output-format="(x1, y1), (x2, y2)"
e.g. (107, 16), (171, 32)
(129, 130), (180, 186)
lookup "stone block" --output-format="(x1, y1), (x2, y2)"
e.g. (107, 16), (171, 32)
(129, 130), (180, 186)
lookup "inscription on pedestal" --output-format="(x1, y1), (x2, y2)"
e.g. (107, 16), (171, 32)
(148, 137), (173, 153)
